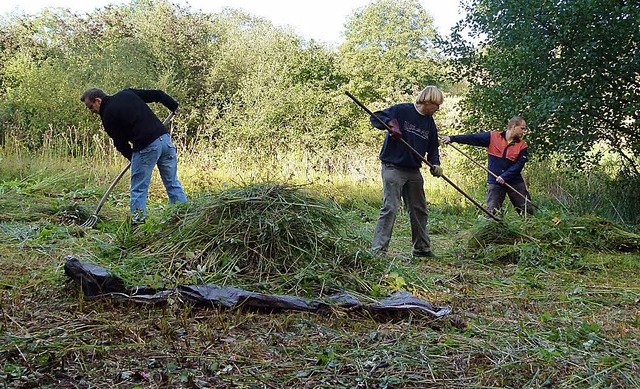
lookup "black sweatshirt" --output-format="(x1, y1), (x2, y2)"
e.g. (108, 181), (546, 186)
(99, 88), (179, 160)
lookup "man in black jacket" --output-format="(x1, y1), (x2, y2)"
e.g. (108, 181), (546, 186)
(81, 87), (187, 224)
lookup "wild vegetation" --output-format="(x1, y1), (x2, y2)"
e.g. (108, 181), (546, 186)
(1, 0), (639, 387)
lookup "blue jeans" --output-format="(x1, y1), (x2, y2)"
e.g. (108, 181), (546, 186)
(130, 133), (187, 217)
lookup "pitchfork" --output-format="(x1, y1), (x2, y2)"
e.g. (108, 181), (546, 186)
(81, 111), (176, 228)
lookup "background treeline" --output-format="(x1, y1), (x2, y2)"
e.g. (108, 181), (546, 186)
(0, 0), (639, 222)
(0, 0), (443, 157)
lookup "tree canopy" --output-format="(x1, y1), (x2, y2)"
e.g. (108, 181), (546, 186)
(0, 0), (445, 157)
(447, 0), (640, 174)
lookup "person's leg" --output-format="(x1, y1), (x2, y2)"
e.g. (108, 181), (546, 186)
(402, 169), (432, 255)
(156, 134), (187, 204)
(130, 137), (162, 221)
(508, 181), (534, 215)
(487, 183), (507, 215)
(372, 163), (404, 255)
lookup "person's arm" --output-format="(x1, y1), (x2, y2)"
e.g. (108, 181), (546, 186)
(129, 89), (179, 112)
(102, 121), (133, 161)
(370, 105), (399, 129)
(426, 126), (441, 167)
(370, 106), (402, 140)
(102, 115), (133, 160)
(500, 147), (528, 182)
(449, 132), (491, 147)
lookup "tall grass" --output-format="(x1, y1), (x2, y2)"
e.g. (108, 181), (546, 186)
(2, 123), (639, 229)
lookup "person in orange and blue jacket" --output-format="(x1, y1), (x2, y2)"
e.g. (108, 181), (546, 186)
(441, 116), (534, 216)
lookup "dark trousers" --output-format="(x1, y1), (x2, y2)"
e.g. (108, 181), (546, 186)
(487, 181), (533, 215)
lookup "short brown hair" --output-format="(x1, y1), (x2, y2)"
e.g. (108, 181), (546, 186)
(508, 116), (525, 128)
(80, 87), (107, 102)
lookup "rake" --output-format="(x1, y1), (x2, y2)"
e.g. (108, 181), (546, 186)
(81, 111), (176, 228)
(345, 91), (502, 222)
(441, 136), (540, 212)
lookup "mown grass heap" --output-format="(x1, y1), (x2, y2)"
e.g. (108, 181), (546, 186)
(126, 183), (376, 296)
(466, 214), (640, 265)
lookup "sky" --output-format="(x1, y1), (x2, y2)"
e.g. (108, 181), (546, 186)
(0, 0), (463, 45)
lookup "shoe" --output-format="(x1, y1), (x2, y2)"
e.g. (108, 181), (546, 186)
(413, 250), (437, 258)
(131, 210), (146, 226)
(371, 249), (388, 258)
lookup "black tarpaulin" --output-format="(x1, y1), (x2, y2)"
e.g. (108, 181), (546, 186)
(63, 255), (451, 318)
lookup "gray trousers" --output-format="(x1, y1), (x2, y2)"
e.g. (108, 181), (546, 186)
(372, 163), (431, 254)
(487, 181), (533, 215)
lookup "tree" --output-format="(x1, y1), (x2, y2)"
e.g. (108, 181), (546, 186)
(447, 0), (640, 174)
(339, 0), (443, 104)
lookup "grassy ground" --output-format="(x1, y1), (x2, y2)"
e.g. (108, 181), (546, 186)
(1, 154), (640, 388)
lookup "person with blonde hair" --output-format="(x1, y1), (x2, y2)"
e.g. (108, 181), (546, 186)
(442, 115), (533, 216)
(369, 86), (445, 258)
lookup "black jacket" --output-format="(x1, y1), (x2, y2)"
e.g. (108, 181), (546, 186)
(99, 88), (179, 160)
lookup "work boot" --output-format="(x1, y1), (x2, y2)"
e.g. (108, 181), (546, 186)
(412, 250), (437, 259)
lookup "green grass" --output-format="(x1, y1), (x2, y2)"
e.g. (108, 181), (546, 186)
(1, 151), (640, 388)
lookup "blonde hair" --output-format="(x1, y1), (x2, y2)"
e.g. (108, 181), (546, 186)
(415, 86), (444, 105)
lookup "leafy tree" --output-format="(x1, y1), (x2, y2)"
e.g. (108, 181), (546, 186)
(0, 0), (441, 161)
(339, 0), (444, 104)
(0, 9), (94, 143)
(447, 0), (640, 174)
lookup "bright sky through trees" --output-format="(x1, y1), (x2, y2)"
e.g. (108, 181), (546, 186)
(0, 0), (463, 45)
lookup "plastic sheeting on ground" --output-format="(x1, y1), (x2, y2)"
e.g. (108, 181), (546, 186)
(63, 255), (451, 318)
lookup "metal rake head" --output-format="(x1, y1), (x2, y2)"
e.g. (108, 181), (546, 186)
(80, 214), (98, 228)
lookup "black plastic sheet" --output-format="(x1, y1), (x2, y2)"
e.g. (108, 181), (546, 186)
(63, 255), (451, 318)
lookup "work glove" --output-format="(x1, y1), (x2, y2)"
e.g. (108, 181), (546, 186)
(430, 165), (444, 177)
(387, 119), (402, 140)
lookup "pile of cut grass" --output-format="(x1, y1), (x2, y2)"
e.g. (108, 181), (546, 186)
(125, 183), (378, 295)
(467, 214), (640, 264)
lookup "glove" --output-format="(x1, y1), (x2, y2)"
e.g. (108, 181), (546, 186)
(430, 165), (444, 177)
(173, 106), (180, 115)
(387, 119), (402, 140)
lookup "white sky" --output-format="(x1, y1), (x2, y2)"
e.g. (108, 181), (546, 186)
(0, 0), (463, 45)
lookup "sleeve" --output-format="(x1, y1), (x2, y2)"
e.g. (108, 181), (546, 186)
(129, 89), (179, 112)
(102, 114), (133, 160)
(500, 147), (528, 182)
(426, 126), (441, 166)
(450, 132), (491, 147)
(369, 106), (396, 130)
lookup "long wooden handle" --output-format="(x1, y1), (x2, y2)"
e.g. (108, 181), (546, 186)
(345, 91), (502, 222)
(91, 111), (177, 215)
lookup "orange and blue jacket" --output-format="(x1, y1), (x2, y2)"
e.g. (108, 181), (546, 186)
(449, 131), (528, 184)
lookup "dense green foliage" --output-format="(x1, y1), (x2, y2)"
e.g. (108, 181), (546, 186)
(0, 0), (442, 158)
(447, 0), (640, 173)
(339, 0), (443, 102)
(1, 0), (639, 221)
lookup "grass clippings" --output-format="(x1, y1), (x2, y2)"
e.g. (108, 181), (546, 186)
(116, 183), (377, 296)
(2, 162), (640, 388)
